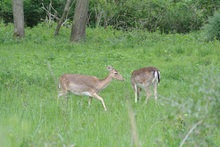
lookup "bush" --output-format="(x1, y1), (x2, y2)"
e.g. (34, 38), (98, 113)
(1, 0), (220, 32)
(203, 10), (220, 41)
(90, 0), (216, 33)
(161, 65), (220, 146)
(0, 0), (13, 23)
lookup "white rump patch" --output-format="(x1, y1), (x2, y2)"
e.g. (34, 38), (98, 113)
(152, 71), (159, 83)
(154, 71), (158, 78)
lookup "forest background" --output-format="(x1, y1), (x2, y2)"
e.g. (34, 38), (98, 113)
(1, 0), (220, 33)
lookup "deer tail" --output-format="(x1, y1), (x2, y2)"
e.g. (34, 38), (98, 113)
(154, 70), (160, 83)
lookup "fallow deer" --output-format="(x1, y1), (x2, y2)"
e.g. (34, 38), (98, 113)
(58, 66), (124, 111)
(131, 66), (160, 103)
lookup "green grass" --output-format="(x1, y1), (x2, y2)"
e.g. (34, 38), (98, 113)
(0, 23), (219, 146)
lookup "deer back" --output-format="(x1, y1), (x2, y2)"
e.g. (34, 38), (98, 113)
(59, 74), (100, 93)
(131, 66), (160, 86)
(59, 66), (124, 94)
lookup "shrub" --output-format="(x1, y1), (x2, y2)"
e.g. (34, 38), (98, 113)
(203, 10), (220, 41)
(161, 65), (220, 146)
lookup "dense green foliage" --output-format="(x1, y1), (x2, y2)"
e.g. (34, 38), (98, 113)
(203, 10), (220, 41)
(1, 0), (220, 32)
(0, 23), (219, 146)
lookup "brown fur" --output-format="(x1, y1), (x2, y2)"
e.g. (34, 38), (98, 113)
(58, 66), (124, 111)
(131, 66), (160, 103)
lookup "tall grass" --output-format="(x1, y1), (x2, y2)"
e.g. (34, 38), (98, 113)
(0, 23), (219, 146)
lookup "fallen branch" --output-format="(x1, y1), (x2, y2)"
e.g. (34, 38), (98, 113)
(179, 120), (203, 147)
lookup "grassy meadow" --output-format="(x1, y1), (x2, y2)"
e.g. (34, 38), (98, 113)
(0, 23), (220, 147)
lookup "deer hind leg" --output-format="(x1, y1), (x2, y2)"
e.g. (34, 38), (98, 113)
(58, 82), (69, 98)
(153, 82), (158, 102)
(133, 84), (138, 103)
(57, 90), (68, 104)
(92, 93), (107, 111)
(137, 87), (142, 101)
(58, 90), (68, 98)
(88, 97), (93, 106)
(145, 85), (151, 104)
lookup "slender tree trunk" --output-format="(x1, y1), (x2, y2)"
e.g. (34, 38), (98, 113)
(13, 0), (25, 38)
(54, 0), (72, 36)
(70, 0), (89, 42)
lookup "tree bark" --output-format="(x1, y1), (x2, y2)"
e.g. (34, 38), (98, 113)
(70, 0), (89, 42)
(54, 0), (72, 36)
(13, 0), (25, 38)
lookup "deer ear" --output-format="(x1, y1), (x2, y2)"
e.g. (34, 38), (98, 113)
(107, 66), (113, 71)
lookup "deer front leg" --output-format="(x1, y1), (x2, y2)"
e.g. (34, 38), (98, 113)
(92, 93), (107, 111)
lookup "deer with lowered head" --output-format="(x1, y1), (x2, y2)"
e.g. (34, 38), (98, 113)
(131, 66), (160, 104)
(58, 66), (124, 111)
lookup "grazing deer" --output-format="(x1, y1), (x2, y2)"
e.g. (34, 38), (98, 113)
(58, 66), (124, 111)
(131, 66), (160, 104)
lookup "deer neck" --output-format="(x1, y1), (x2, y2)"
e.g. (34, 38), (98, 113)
(98, 74), (113, 90)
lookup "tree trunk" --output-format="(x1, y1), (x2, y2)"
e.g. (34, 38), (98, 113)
(70, 0), (89, 42)
(13, 0), (25, 38)
(54, 0), (72, 36)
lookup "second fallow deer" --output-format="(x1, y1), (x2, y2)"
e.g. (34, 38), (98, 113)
(131, 66), (160, 104)
(58, 66), (124, 111)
